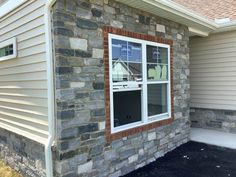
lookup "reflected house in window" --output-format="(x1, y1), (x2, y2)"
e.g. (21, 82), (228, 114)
(112, 58), (142, 82)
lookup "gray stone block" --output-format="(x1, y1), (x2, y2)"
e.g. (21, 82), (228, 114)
(58, 110), (75, 120)
(54, 28), (74, 37)
(76, 18), (98, 30)
(69, 38), (88, 51)
(60, 127), (78, 140)
(91, 108), (105, 117)
(91, 8), (102, 17)
(119, 148), (136, 159)
(89, 144), (104, 157)
(77, 123), (98, 135)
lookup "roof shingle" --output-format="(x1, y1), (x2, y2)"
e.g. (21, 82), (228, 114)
(173, 0), (236, 21)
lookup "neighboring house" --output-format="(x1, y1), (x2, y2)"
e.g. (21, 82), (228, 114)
(0, 1), (235, 177)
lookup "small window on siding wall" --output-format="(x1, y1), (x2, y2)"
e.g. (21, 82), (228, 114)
(109, 34), (171, 133)
(0, 37), (17, 61)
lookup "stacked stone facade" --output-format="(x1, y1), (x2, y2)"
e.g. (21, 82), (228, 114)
(0, 128), (45, 177)
(191, 108), (236, 133)
(52, 0), (190, 177)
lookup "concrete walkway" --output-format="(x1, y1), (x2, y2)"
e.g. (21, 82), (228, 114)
(190, 127), (236, 149)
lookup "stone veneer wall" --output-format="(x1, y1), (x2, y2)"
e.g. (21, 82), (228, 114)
(0, 128), (46, 177)
(190, 108), (236, 133)
(52, 0), (190, 177)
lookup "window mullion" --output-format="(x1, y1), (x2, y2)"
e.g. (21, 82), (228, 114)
(167, 46), (171, 117)
(109, 35), (115, 133)
(142, 42), (148, 123)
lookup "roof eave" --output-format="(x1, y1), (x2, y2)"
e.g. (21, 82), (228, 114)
(116, 0), (218, 36)
(213, 21), (236, 34)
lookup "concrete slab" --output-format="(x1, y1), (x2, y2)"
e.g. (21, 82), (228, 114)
(190, 127), (236, 149)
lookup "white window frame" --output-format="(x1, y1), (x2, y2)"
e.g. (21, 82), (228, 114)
(109, 33), (171, 134)
(0, 37), (17, 61)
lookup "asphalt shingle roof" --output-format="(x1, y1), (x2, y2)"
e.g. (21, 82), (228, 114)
(173, 0), (236, 21)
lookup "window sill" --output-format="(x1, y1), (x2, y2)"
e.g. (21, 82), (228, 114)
(111, 113), (171, 134)
(107, 116), (174, 142)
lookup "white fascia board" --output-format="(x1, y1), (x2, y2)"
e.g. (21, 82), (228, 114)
(213, 21), (236, 34)
(0, 0), (27, 18)
(189, 27), (209, 37)
(144, 0), (217, 30)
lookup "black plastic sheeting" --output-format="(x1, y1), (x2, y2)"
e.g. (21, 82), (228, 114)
(123, 141), (236, 177)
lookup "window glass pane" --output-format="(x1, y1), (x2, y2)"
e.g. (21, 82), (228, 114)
(127, 42), (142, 62)
(112, 39), (127, 61)
(112, 61), (129, 82)
(0, 44), (13, 57)
(113, 90), (142, 127)
(0, 48), (5, 57)
(128, 62), (142, 81)
(147, 45), (168, 81)
(112, 60), (142, 82)
(112, 39), (142, 82)
(158, 47), (168, 64)
(147, 84), (168, 117)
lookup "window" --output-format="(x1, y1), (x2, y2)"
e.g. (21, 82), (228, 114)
(0, 38), (17, 61)
(109, 34), (171, 133)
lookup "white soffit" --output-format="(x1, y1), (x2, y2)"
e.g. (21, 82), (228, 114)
(116, 0), (218, 36)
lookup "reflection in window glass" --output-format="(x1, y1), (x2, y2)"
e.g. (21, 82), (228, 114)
(146, 45), (168, 81)
(158, 47), (168, 64)
(147, 84), (167, 117)
(112, 39), (127, 61)
(112, 39), (142, 82)
(147, 45), (159, 63)
(112, 61), (129, 82)
(128, 42), (142, 62)
(128, 63), (142, 81)
(112, 61), (142, 82)
(0, 44), (13, 57)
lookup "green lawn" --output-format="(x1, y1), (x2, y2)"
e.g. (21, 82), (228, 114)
(0, 160), (22, 177)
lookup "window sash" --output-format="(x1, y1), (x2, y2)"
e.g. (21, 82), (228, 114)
(109, 33), (171, 133)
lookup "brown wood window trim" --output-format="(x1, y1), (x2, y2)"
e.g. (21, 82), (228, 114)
(103, 26), (174, 142)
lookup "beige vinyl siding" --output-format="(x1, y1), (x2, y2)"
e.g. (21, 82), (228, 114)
(190, 31), (236, 110)
(0, 0), (48, 144)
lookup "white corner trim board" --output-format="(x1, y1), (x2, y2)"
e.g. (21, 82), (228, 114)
(0, 0), (27, 18)
(44, 0), (56, 177)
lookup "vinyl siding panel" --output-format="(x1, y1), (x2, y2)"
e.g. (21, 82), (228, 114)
(0, 0), (48, 144)
(190, 31), (236, 110)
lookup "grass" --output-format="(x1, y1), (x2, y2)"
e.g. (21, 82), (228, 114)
(0, 160), (22, 177)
